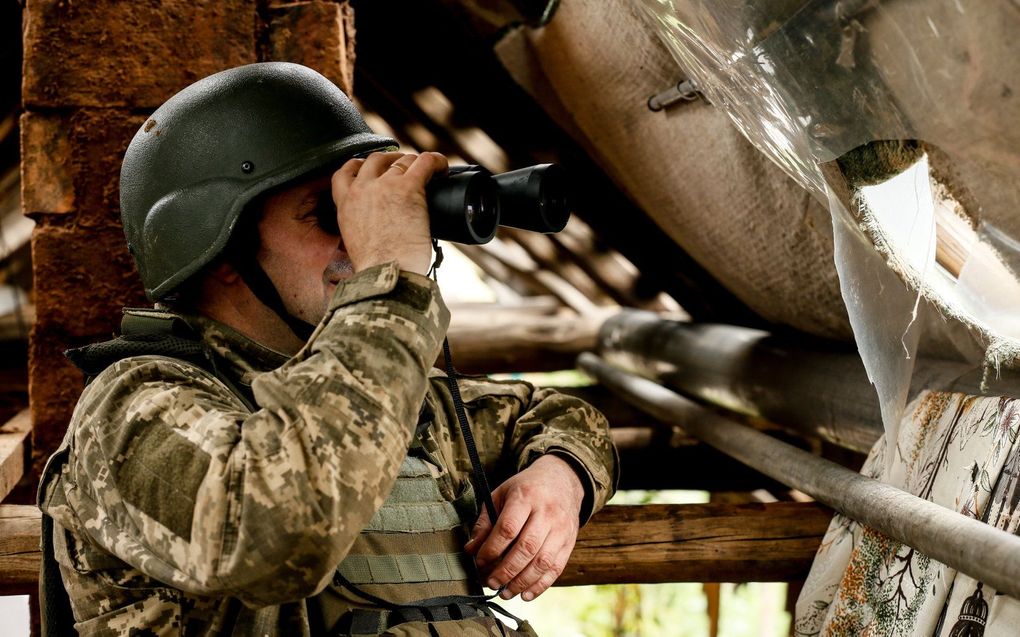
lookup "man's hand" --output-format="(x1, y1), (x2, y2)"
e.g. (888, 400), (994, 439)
(464, 454), (585, 601)
(331, 151), (448, 276)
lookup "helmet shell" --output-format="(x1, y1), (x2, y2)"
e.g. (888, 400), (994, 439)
(120, 62), (397, 299)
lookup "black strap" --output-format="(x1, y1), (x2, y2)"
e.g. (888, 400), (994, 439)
(39, 515), (76, 637)
(427, 242), (500, 528)
(441, 337), (499, 527)
(231, 255), (316, 342)
(64, 311), (257, 412)
(331, 572), (521, 636)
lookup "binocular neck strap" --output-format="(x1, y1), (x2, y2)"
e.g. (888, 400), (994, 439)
(428, 243), (501, 529)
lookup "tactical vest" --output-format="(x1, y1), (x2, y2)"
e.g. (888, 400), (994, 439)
(49, 309), (534, 636)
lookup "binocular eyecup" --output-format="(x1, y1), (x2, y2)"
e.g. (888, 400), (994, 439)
(425, 164), (571, 245)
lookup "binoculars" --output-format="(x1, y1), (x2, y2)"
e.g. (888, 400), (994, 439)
(426, 164), (571, 244)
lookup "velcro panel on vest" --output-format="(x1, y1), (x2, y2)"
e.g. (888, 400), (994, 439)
(337, 455), (474, 589)
(337, 552), (472, 585)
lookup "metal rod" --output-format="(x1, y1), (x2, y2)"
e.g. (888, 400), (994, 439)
(579, 352), (1020, 599)
(647, 79), (701, 112)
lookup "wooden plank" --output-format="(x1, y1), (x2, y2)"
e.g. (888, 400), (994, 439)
(560, 501), (831, 585)
(0, 505), (41, 595)
(0, 409), (30, 502)
(1, 502), (829, 593)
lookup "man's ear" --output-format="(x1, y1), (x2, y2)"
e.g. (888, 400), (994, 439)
(207, 259), (242, 286)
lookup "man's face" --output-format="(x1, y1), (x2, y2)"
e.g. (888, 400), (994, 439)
(256, 172), (352, 325)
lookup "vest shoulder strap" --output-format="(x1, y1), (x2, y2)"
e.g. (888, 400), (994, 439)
(64, 308), (256, 410)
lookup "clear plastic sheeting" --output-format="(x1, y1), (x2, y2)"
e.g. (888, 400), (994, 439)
(638, 0), (1020, 446)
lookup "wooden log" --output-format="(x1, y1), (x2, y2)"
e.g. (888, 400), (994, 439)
(455, 243), (551, 299)
(553, 220), (673, 312)
(478, 238), (598, 315)
(559, 501), (830, 585)
(501, 228), (616, 307)
(0, 501), (827, 593)
(0, 505), (40, 595)
(0, 409), (30, 502)
(579, 353), (1020, 599)
(448, 297), (562, 320)
(444, 312), (601, 374)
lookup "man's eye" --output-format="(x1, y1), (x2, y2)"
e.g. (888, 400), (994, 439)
(313, 199), (339, 235)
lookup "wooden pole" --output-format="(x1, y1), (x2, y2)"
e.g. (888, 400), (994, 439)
(579, 352), (1020, 599)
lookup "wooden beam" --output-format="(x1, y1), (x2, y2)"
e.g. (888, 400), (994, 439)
(444, 312), (601, 374)
(0, 505), (40, 595)
(455, 244), (550, 299)
(0, 501), (828, 594)
(501, 228), (616, 307)
(579, 353), (1020, 598)
(1, 409), (30, 502)
(559, 501), (830, 585)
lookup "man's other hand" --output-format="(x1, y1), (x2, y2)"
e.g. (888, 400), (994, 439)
(465, 454), (584, 601)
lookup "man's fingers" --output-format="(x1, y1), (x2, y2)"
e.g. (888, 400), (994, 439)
(503, 535), (569, 601)
(402, 152), (448, 184)
(487, 517), (552, 595)
(356, 151), (407, 179)
(464, 510), (493, 556)
(523, 561), (566, 601)
(331, 158), (364, 203)
(473, 497), (531, 573)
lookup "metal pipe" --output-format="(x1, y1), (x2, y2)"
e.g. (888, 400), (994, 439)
(597, 310), (1002, 453)
(578, 352), (1020, 599)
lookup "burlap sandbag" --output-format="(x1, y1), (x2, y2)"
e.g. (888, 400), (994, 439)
(494, 0), (853, 339)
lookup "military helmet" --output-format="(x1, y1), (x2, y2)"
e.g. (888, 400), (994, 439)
(120, 62), (397, 300)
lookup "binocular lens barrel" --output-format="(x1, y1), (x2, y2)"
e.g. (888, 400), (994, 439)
(425, 163), (570, 245)
(492, 164), (570, 234)
(425, 171), (499, 244)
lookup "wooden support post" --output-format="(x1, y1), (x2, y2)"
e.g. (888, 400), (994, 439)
(1, 501), (829, 592)
(0, 505), (40, 595)
(579, 353), (1020, 599)
(1, 410), (30, 502)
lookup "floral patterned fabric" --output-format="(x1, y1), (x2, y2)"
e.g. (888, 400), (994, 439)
(796, 391), (1020, 636)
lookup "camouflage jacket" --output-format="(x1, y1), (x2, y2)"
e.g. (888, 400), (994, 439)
(39, 263), (619, 636)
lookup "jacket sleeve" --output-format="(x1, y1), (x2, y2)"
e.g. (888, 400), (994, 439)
(41, 263), (449, 607)
(431, 375), (620, 524)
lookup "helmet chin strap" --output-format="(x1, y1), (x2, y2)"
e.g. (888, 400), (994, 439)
(232, 255), (316, 343)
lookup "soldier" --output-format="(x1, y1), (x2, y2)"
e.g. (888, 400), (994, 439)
(37, 62), (618, 636)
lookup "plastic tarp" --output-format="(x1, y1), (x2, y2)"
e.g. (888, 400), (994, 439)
(638, 0), (1020, 446)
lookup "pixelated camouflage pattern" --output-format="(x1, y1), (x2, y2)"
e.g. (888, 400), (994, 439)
(39, 262), (618, 635)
